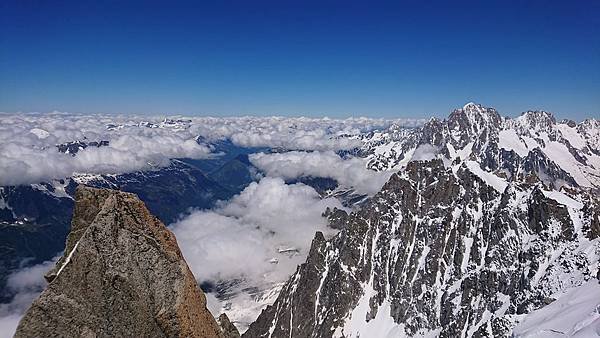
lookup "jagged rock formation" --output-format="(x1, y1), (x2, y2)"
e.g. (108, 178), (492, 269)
(245, 159), (600, 337)
(14, 186), (224, 338)
(219, 313), (242, 338)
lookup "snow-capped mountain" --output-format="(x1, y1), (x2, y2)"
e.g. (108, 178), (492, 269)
(3, 105), (599, 336)
(363, 103), (600, 190)
(244, 103), (600, 337)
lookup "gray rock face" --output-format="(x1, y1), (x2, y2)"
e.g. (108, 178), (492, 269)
(244, 160), (600, 337)
(15, 186), (224, 338)
(218, 313), (241, 338)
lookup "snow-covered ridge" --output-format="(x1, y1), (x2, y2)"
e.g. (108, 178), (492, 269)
(362, 103), (600, 190)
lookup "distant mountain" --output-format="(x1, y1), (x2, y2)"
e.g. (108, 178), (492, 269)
(185, 137), (267, 174)
(0, 182), (76, 302)
(209, 154), (258, 192)
(245, 104), (600, 337)
(74, 159), (234, 223)
(56, 140), (110, 156)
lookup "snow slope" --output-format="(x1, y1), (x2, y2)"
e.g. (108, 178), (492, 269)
(513, 281), (600, 337)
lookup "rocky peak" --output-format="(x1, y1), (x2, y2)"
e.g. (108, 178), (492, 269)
(15, 186), (224, 338)
(448, 102), (502, 134)
(560, 119), (577, 128)
(578, 118), (600, 152)
(56, 140), (109, 156)
(516, 110), (557, 131)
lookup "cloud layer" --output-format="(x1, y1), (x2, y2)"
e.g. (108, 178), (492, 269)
(0, 112), (422, 186)
(0, 114), (212, 186)
(170, 176), (343, 283)
(170, 177), (344, 328)
(250, 151), (393, 195)
(0, 256), (58, 338)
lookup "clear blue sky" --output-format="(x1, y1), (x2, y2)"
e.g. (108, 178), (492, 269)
(1, 0), (598, 119)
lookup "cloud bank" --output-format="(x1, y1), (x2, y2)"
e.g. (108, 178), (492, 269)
(170, 177), (343, 328)
(0, 256), (58, 338)
(0, 112), (423, 186)
(170, 176), (343, 283)
(250, 151), (393, 195)
(0, 114), (212, 186)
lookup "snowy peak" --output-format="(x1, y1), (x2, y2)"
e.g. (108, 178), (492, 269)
(515, 110), (557, 132)
(457, 102), (501, 121)
(450, 102), (501, 126)
(446, 102), (502, 148)
(578, 118), (600, 152)
(362, 102), (600, 190)
(451, 102), (502, 125)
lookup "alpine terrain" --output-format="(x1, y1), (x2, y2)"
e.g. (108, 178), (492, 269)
(245, 103), (600, 337)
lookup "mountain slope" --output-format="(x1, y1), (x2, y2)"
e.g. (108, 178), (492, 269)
(245, 104), (600, 337)
(15, 186), (224, 338)
(245, 159), (600, 337)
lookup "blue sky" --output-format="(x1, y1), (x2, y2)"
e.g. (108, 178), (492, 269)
(1, 0), (598, 119)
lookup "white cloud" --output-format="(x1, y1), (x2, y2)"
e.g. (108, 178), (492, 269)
(170, 176), (342, 283)
(411, 144), (439, 161)
(0, 256), (59, 338)
(170, 177), (343, 329)
(249, 151), (393, 195)
(0, 114), (212, 186)
(0, 112), (423, 186)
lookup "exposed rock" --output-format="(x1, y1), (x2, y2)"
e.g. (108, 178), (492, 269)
(244, 159), (599, 337)
(218, 313), (241, 338)
(15, 186), (223, 338)
(56, 140), (109, 156)
(322, 207), (349, 229)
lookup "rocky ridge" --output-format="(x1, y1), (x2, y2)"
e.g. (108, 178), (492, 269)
(14, 186), (228, 338)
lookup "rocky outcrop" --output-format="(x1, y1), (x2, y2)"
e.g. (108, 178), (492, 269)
(218, 313), (241, 338)
(15, 186), (224, 338)
(0, 159), (233, 302)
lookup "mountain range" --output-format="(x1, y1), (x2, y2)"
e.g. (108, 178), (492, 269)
(2, 103), (600, 337)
